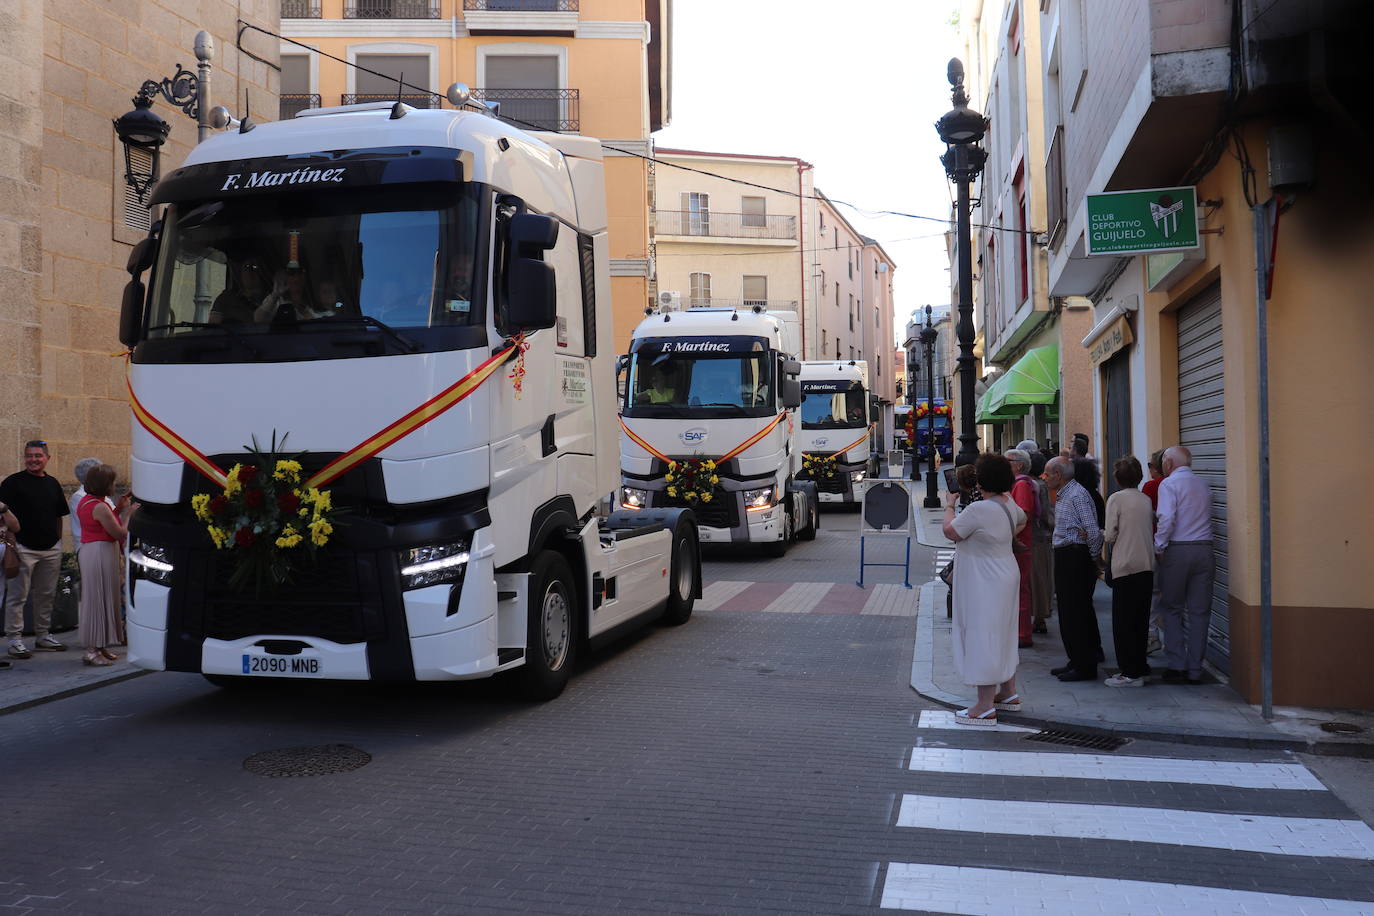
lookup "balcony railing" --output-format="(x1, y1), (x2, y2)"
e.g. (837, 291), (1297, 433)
(280, 93), (322, 120)
(471, 88), (579, 132)
(281, 0), (321, 16)
(344, 0), (440, 17)
(656, 210), (797, 240)
(464, 0), (577, 9)
(340, 93), (442, 108)
(1046, 124), (1066, 250)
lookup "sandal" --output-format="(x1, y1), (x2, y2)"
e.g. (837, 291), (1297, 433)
(98, 648), (119, 661)
(84, 651), (113, 667)
(954, 707), (998, 727)
(993, 693), (1022, 711)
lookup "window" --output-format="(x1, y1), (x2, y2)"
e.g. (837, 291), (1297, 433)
(742, 275), (767, 307)
(848, 243), (853, 279)
(355, 53), (433, 105)
(689, 271), (711, 307)
(282, 56), (309, 94)
(741, 196), (766, 228)
(121, 147), (153, 232)
(482, 53), (561, 130)
(822, 329), (828, 353)
(819, 269), (826, 293)
(848, 294), (854, 330)
(683, 192), (710, 236)
(834, 286), (839, 308)
(877, 355), (882, 378)
(1016, 183), (1029, 305)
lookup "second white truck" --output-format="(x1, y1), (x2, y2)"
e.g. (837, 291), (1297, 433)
(798, 360), (873, 507)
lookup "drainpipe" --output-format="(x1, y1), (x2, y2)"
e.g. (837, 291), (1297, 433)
(797, 161), (809, 356)
(1253, 196), (1276, 720)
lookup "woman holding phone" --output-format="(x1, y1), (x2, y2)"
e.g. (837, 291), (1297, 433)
(75, 465), (136, 666)
(941, 453), (1026, 725)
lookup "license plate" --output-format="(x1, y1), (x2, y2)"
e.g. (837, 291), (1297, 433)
(242, 654), (323, 677)
(698, 527), (719, 542)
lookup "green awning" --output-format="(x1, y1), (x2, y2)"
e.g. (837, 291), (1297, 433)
(987, 344), (1059, 412)
(976, 384), (1029, 424)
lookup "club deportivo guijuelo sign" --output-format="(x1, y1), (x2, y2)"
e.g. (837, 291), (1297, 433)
(1085, 187), (1199, 256)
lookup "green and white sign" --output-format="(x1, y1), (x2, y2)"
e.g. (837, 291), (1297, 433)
(1085, 186), (1198, 255)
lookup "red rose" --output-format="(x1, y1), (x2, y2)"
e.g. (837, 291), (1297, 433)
(237, 465), (258, 483)
(208, 495), (228, 516)
(277, 491), (300, 513)
(235, 528), (255, 547)
(243, 488), (265, 508)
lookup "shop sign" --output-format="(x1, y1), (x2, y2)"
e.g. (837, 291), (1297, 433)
(1087, 315), (1134, 368)
(1085, 187), (1199, 255)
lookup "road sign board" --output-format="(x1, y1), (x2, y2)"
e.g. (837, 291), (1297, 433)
(1085, 186), (1199, 255)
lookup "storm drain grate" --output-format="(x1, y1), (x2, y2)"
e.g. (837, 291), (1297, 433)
(243, 744), (371, 778)
(1320, 721), (1364, 735)
(1024, 729), (1131, 752)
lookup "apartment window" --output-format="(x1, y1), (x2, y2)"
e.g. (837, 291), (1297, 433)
(819, 269), (826, 294)
(877, 355), (882, 378)
(833, 228), (838, 247)
(683, 192), (710, 236)
(848, 294), (854, 330)
(355, 53), (434, 105)
(849, 346), (855, 360)
(822, 330), (828, 354)
(121, 147), (152, 231)
(1016, 185), (1029, 305)
(742, 275), (767, 307)
(848, 244), (853, 279)
(741, 196), (766, 229)
(834, 286), (839, 308)
(280, 55), (318, 119)
(482, 53), (562, 130)
(689, 271), (711, 307)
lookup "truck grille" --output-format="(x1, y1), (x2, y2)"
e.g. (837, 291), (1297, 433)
(202, 549), (382, 644)
(814, 475), (849, 494)
(658, 491), (736, 529)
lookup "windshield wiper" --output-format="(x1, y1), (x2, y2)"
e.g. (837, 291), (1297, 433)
(146, 321), (262, 357)
(314, 315), (419, 352)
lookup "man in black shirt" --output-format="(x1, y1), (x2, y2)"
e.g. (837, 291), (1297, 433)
(1, 440), (71, 658)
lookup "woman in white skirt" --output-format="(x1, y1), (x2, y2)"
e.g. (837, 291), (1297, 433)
(941, 453), (1026, 725)
(75, 465), (137, 666)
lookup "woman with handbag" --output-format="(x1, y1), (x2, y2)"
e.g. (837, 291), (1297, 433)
(74, 465), (137, 666)
(941, 453), (1026, 726)
(1102, 456), (1155, 687)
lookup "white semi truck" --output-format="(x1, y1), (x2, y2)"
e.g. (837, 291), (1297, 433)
(117, 90), (699, 699)
(797, 360), (872, 507)
(618, 306), (818, 556)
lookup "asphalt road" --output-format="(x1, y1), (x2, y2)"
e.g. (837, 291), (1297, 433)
(3, 509), (1371, 914)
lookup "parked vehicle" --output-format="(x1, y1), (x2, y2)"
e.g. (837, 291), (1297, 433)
(797, 360), (871, 508)
(618, 306), (816, 556)
(118, 90), (700, 699)
(907, 398), (954, 462)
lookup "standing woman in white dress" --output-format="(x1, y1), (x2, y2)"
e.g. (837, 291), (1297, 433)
(942, 453), (1026, 725)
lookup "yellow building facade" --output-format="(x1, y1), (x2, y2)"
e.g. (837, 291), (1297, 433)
(280, 0), (671, 352)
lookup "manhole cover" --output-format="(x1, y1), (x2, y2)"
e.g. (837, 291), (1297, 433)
(1024, 729), (1131, 752)
(1320, 721), (1364, 735)
(243, 744), (371, 777)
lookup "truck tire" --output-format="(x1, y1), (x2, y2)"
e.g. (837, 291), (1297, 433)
(796, 498), (819, 541)
(661, 521), (698, 626)
(763, 503), (792, 558)
(517, 550), (578, 701)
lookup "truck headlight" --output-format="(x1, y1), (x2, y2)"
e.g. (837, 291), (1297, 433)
(621, 486), (648, 510)
(129, 540), (174, 586)
(850, 470), (865, 483)
(743, 485), (778, 512)
(400, 540), (470, 589)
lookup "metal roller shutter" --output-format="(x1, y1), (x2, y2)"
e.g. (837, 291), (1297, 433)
(1175, 283), (1229, 671)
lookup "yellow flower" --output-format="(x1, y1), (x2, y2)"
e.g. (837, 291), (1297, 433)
(191, 493), (211, 522)
(273, 459), (302, 482)
(701, 493), (713, 503)
(207, 526), (230, 549)
(666, 486), (677, 497)
(308, 517), (333, 546)
(306, 487), (331, 513)
(224, 464), (242, 496)
(275, 525), (302, 549)
(709, 475), (719, 484)
(298, 507), (309, 518)
(685, 491), (697, 501)
(665, 473), (675, 483)
(668, 460), (678, 471)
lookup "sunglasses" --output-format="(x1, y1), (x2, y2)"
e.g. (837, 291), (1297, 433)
(25, 440), (47, 449)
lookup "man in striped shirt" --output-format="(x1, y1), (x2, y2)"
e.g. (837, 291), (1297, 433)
(1045, 457), (1104, 682)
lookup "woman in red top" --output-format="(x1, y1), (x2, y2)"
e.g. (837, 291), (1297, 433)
(1006, 449), (1039, 647)
(77, 465), (137, 666)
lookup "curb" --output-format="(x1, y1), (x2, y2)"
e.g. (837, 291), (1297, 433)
(908, 576), (1374, 759)
(0, 668), (149, 717)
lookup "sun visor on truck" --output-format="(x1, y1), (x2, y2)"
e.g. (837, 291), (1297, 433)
(631, 336), (768, 356)
(148, 146), (466, 205)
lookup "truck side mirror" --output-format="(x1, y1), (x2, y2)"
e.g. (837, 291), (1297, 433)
(119, 279), (146, 347)
(126, 236), (157, 276)
(781, 377), (802, 409)
(615, 354), (628, 376)
(505, 212), (558, 332)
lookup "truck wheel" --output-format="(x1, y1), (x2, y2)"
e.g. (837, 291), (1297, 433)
(797, 499), (818, 541)
(517, 550), (578, 701)
(763, 504), (791, 557)
(661, 523), (698, 626)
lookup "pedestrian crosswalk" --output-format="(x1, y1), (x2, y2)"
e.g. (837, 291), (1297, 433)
(696, 579), (916, 615)
(879, 713), (1374, 914)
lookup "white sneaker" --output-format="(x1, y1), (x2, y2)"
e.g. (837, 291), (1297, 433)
(1145, 635), (1162, 656)
(1104, 673), (1145, 688)
(34, 635), (67, 652)
(7, 639), (31, 659)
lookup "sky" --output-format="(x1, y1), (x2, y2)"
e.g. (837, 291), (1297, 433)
(653, 0), (964, 343)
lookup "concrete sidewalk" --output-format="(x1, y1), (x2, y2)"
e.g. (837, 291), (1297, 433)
(1, 631), (146, 715)
(910, 498), (1374, 755)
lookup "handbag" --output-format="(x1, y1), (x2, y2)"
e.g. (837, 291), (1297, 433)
(1, 534), (18, 580)
(996, 498), (1030, 555)
(938, 559), (954, 586)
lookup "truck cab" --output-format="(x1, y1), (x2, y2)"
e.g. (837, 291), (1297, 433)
(797, 360), (872, 507)
(118, 95), (698, 699)
(618, 307), (817, 554)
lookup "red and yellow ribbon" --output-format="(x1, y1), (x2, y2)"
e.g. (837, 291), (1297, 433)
(619, 411), (789, 467)
(130, 335), (526, 491)
(829, 423), (875, 461)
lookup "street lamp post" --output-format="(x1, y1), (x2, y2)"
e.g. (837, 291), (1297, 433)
(920, 305), (941, 508)
(935, 58), (988, 469)
(907, 353), (920, 481)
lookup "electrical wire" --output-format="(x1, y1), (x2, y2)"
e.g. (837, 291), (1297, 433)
(235, 20), (1045, 240)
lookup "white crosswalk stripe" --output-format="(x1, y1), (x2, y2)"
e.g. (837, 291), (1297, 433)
(881, 728), (1374, 912)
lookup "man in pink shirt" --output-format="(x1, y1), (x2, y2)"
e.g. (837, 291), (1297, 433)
(1153, 445), (1215, 685)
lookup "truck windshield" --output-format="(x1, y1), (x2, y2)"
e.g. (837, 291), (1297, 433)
(625, 343), (773, 416)
(801, 386), (867, 429)
(147, 182), (482, 338)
